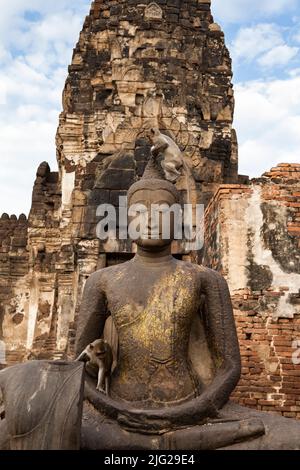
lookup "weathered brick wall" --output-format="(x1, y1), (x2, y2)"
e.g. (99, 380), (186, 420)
(0, 213), (29, 366)
(204, 163), (300, 418)
(0, 162), (62, 366)
(233, 298), (300, 419)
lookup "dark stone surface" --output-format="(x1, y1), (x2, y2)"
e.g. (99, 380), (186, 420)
(261, 203), (300, 274)
(0, 361), (84, 450)
(247, 261), (273, 292)
(0, 306), (4, 340)
(109, 154), (136, 170)
(95, 169), (136, 190)
(109, 190), (127, 207)
(88, 189), (110, 206)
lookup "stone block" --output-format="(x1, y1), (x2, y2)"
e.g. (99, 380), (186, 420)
(95, 169), (135, 190)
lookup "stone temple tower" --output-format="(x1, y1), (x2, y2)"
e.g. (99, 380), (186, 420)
(1, 0), (239, 362)
(57, 0), (238, 215)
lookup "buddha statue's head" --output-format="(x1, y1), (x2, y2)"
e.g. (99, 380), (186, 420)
(127, 158), (180, 250)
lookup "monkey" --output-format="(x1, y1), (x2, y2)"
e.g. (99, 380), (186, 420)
(76, 339), (113, 395)
(146, 127), (194, 211)
(0, 388), (4, 420)
(0, 405), (4, 420)
(147, 128), (184, 183)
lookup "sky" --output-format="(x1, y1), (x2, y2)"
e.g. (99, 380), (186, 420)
(0, 0), (299, 215)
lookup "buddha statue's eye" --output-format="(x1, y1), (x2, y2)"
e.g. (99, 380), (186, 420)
(129, 203), (148, 215)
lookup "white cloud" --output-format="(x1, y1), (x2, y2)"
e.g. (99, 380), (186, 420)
(0, 83), (7, 106)
(0, 119), (57, 215)
(231, 23), (299, 69)
(235, 76), (300, 177)
(0, 1), (90, 45)
(289, 67), (300, 76)
(231, 23), (283, 62)
(0, 44), (10, 63)
(293, 31), (300, 43)
(213, 0), (297, 23)
(0, 0), (91, 215)
(258, 44), (299, 68)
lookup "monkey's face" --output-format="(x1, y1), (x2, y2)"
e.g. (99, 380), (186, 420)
(146, 127), (158, 144)
(90, 340), (107, 358)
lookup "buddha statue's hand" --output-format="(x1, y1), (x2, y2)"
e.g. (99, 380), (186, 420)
(117, 397), (220, 434)
(117, 408), (173, 434)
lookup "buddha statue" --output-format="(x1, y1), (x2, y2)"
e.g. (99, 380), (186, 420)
(1, 155), (300, 450)
(76, 158), (300, 450)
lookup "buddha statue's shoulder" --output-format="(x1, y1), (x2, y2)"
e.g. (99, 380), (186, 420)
(86, 259), (134, 286)
(177, 260), (227, 283)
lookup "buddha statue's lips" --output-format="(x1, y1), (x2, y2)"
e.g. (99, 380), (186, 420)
(140, 232), (163, 237)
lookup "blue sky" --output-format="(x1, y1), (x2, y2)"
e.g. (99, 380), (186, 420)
(0, 0), (299, 215)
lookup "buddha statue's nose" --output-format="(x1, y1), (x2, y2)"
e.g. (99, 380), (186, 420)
(147, 217), (160, 237)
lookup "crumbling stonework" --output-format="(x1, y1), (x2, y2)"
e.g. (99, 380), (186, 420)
(0, 1), (299, 420)
(204, 163), (300, 418)
(0, 162), (62, 365)
(58, 0), (238, 234)
(0, 214), (29, 364)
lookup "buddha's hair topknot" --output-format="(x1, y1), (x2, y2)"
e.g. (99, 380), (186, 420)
(127, 157), (180, 202)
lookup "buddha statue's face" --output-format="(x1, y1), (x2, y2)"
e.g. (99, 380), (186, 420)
(128, 188), (177, 249)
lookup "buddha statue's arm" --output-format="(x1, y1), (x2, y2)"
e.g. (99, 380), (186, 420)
(197, 267), (242, 409)
(75, 271), (109, 356)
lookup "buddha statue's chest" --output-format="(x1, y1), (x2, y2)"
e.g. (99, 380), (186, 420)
(105, 267), (202, 404)
(105, 268), (200, 359)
